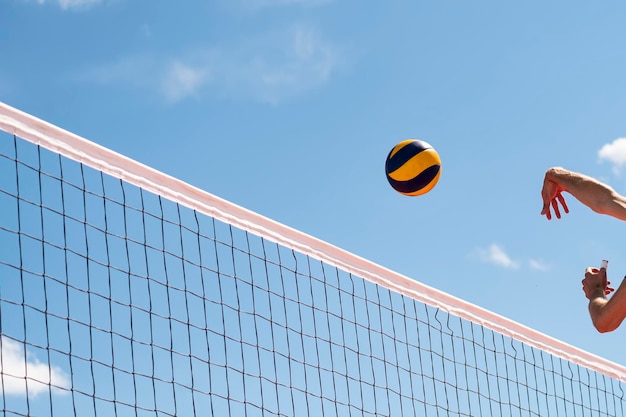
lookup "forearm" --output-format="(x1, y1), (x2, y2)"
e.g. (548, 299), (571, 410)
(588, 290), (614, 333)
(546, 167), (626, 220)
(588, 284), (626, 333)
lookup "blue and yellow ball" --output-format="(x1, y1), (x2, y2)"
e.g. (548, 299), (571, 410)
(385, 139), (441, 196)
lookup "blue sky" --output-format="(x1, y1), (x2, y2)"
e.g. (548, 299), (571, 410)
(4, 0), (626, 389)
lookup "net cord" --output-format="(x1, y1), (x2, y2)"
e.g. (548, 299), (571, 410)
(2, 101), (625, 383)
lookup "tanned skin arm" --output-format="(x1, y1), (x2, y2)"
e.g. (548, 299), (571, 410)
(541, 167), (626, 332)
(541, 167), (626, 221)
(583, 267), (626, 333)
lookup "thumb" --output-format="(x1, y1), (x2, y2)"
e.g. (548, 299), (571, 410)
(600, 268), (608, 287)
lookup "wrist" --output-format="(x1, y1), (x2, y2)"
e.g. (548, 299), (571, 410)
(546, 167), (565, 181)
(588, 286), (607, 301)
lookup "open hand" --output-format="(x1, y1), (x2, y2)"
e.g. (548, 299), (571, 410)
(541, 178), (569, 220)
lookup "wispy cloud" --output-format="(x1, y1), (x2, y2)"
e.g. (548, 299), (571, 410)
(59, 0), (100, 9)
(1, 337), (70, 396)
(598, 138), (626, 175)
(237, 0), (332, 10)
(160, 61), (210, 103)
(76, 24), (342, 104)
(228, 24), (341, 103)
(470, 245), (551, 271)
(471, 244), (520, 269)
(77, 54), (155, 88)
(34, 0), (102, 10)
(76, 54), (208, 104)
(529, 259), (550, 271)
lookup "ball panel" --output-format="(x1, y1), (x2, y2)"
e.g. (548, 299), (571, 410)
(386, 164), (441, 195)
(405, 169), (441, 196)
(385, 140), (433, 173)
(387, 148), (440, 181)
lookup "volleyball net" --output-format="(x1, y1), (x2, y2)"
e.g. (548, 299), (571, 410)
(1, 103), (625, 417)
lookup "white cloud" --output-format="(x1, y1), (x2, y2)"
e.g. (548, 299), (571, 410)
(76, 24), (342, 104)
(160, 61), (210, 103)
(1, 337), (70, 396)
(529, 259), (550, 271)
(77, 55), (211, 104)
(58, 0), (100, 9)
(236, 25), (340, 103)
(76, 54), (158, 94)
(34, 0), (101, 10)
(598, 138), (626, 174)
(238, 0), (332, 9)
(473, 244), (520, 269)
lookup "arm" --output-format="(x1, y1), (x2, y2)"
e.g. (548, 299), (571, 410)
(541, 167), (626, 220)
(583, 267), (626, 333)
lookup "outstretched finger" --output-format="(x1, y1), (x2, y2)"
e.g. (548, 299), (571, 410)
(541, 202), (552, 220)
(557, 192), (569, 214)
(551, 199), (562, 219)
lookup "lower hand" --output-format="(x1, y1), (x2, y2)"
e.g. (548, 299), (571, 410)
(582, 267), (615, 299)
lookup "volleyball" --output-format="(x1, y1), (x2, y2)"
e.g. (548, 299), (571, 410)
(385, 139), (441, 196)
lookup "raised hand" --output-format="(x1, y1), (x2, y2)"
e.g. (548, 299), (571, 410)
(541, 177), (569, 220)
